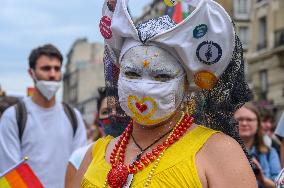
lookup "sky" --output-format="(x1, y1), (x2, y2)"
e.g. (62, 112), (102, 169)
(0, 0), (152, 97)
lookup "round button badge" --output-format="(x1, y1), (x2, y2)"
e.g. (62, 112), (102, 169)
(164, 0), (178, 7)
(99, 16), (112, 39)
(194, 70), (218, 90)
(196, 41), (222, 65)
(193, 24), (208, 39)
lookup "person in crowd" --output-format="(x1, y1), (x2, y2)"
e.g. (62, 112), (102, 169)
(0, 96), (19, 118)
(235, 102), (281, 188)
(275, 111), (284, 167)
(85, 121), (99, 144)
(0, 44), (87, 188)
(260, 110), (281, 155)
(73, 0), (257, 187)
(65, 87), (128, 188)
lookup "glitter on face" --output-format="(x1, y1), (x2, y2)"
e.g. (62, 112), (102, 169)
(121, 45), (185, 82)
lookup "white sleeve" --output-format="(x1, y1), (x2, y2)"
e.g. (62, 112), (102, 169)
(72, 109), (87, 151)
(0, 107), (21, 174)
(275, 112), (284, 138)
(68, 145), (90, 170)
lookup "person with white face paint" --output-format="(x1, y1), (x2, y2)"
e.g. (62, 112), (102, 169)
(0, 44), (87, 188)
(73, 0), (257, 187)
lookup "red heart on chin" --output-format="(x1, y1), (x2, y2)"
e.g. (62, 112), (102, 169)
(135, 102), (148, 113)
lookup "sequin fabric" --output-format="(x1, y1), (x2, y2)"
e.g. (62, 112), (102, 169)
(193, 35), (253, 160)
(104, 45), (130, 123)
(136, 15), (176, 44)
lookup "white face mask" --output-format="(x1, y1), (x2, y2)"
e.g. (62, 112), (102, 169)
(118, 74), (185, 126)
(31, 70), (61, 101)
(35, 80), (61, 100)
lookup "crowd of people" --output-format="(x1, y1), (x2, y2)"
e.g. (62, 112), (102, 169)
(1, 0), (284, 188)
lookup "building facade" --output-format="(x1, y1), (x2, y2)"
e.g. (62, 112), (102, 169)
(63, 38), (105, 123)
(214, 0), (252, 81)
(247, 0), (284, 116)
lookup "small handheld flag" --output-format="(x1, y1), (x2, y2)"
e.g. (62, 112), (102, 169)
(0, 157), (43, 188)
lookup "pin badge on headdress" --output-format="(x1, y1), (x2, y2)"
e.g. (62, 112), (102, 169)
(194, 70), (218, 90)
(100, 16), (112, 39)
(193, 24), (208, 39)
(196, 41), (222, 65)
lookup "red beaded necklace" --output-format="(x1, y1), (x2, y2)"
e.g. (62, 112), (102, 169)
(105, 113), (194, 188)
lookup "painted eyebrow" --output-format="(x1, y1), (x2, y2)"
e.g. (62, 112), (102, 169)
(123, 64), (142, 73)
(149, 67), (177, 76)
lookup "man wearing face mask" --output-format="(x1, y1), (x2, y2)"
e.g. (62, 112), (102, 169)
(0, 44), (87, 188)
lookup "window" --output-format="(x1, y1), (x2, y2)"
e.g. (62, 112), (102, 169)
(70, 72), (78, 87)
(275, 28), (284, 47)
(234, 0), (251, 20)
(259, 70), (268, 99)
(257, 17), (267, 50)
(239, 26), (250, 49)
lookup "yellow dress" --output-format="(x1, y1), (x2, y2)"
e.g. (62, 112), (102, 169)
(81, 126), (218, 188)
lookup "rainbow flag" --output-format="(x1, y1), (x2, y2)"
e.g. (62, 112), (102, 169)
(27, 87), (35, 97)
(172, 2), (183, 23)
(0, 158), (43, 188)
(165, 0), (196, 23)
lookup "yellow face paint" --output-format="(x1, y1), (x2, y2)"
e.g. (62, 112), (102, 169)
(127, 95), (172, 125)
(143, 60), (150, 68)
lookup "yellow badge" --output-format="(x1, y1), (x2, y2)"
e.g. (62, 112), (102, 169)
(164, 0), (178, 7)
(194, 70), (218, 90)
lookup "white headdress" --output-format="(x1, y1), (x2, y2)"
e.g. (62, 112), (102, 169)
(100, 0), (235, 89)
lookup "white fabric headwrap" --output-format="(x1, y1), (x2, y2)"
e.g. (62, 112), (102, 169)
(101, 0), (235, 80)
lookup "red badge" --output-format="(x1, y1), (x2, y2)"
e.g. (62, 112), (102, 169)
(99, 16), (112, 39)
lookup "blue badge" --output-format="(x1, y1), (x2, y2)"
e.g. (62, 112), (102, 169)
(193, 24), (208, 39)
(196, 41), (222, 65)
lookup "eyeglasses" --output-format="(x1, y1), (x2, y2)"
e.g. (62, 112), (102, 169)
(235, 117), (257, 123)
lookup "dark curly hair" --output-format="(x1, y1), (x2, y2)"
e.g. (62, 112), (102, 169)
(28, 44), (63, 70)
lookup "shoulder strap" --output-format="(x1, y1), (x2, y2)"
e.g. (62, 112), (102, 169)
(62, 102), (78, 137)
(266, 148), (271, 161)
(15, 101), (28, 142)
